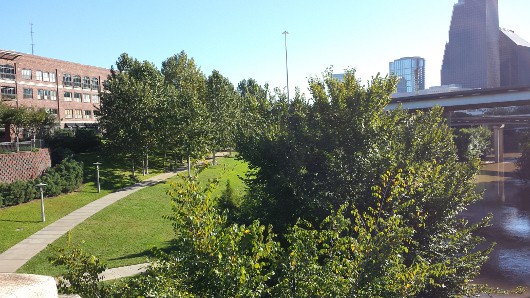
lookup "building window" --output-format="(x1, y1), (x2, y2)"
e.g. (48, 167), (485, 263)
(37, 89), (44, 100)
(46, 108), (58, 115)
(22, 69), (32, 80)
(1, 86), (16, 99)
(50, 90), (57, 100)
(73, 75), (81, 88)
(50, 72), (56, 83)
(0, 65), (15, 80)
(84, 110), (92, 119)
(44, 90), (52, 100)
(74, 109), (82, 119)
(74, 92), (82, 102)
(63, 73), (72, 87)
(91, 77), (99, 90)
(36, 70), (43, 81)
(43, 72), (50, 82)
(92, 94), (99, 103)
(65, 109), (73, 119)
(23, 88), (33, 99)
(82, 76), (90, 89)
(64, 91), (72, 101)
(82, 94), (90, 103)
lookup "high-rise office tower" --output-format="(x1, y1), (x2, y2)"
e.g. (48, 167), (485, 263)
(389, 57), (425, 93)
(441, 0), (500, 88)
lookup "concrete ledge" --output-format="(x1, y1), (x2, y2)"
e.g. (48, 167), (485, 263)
(0, 273), (58, 298)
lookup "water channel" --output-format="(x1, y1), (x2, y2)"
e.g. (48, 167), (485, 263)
(464, 155), (530, 296)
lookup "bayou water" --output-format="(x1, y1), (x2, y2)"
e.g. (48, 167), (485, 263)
(464, 156), (530, 297)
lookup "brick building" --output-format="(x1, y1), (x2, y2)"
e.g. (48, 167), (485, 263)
(0, 49), (109, 137)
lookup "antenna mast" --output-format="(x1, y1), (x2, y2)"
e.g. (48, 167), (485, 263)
(30, 23), (35, 55)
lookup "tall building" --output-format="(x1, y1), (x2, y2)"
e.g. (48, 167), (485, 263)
(389, 57), (425, 93)
(441, 0), (500, 89)
(0, 49), (109, 132)
(499, 28), (530, 87)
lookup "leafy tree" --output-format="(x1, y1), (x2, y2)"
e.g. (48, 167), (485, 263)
(453, 126), (492, 161)
(516, 131), (530, 181)
(161, 51), (209, 175)
(205, 70), (240, 164)
(26, 108), (57, 148)
(236, 69), (492, 297)
(1, 106), (32, 151)
(98, 53), (165, 176)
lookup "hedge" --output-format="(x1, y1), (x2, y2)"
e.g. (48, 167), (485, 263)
(0, 158), (83, 208)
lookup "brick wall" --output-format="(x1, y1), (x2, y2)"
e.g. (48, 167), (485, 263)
(0, 149), (51, 183)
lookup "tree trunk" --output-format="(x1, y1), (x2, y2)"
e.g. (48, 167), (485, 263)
(145, 154), (149, 175)
(212, 150), (217, 165)
(131, 160), (136, 178)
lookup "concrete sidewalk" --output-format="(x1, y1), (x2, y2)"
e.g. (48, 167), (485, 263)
(0, 170), (181, 273)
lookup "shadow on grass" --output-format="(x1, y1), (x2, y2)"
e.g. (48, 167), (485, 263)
(0, 219), (41, 223)
(108, 241), (175, 262)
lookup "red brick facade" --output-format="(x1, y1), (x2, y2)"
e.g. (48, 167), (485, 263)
(0, 49), (110, 128)
(0, 149), (51, 183)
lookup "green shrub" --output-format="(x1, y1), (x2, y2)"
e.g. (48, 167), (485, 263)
(0, 158), (83, 208)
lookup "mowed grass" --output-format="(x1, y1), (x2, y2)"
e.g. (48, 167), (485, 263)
(0, 150), (169, 254)
(17, 155), (249, 276)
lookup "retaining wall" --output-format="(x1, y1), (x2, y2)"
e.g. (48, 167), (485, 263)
(0, 149), (51, 183)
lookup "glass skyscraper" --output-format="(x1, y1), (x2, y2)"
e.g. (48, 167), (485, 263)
(389, 57), (425, 93)
(441, 0), (500, 88)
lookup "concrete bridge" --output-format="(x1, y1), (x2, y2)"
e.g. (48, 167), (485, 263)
(386, 85), (530, 163)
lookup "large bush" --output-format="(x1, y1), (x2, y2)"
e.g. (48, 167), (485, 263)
(0, 158), (83, 207)
(453, 126), (492, 161)
(45, 129), (102, 165)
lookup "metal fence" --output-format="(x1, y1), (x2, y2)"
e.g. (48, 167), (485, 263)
(0, 139), (44, 153)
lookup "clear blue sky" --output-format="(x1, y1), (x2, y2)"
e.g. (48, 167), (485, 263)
(2, 0), (529, 96)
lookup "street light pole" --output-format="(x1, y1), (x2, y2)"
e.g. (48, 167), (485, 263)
(282, 30), (290, 102)
(93, 162), (101, 193)
(36, 183), (47, 222)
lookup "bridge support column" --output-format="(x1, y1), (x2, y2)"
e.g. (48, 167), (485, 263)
(492, 124), (505, 163)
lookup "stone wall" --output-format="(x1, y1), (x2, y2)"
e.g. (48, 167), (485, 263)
(0, 149), (51, 183)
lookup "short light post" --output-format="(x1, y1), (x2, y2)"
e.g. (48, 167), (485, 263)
(93, 162), (102, 193)
(35, 183), (47, 222)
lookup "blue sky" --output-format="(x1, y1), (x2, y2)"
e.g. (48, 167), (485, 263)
(2, 0), (529, 96)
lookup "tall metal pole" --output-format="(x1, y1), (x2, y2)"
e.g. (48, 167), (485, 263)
(30, 23), (35, 55)
(93, 162), (101, 193)
(36, 183), (47, 222)
(282, 31), (290, 102)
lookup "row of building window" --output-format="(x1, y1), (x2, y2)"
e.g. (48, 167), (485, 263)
(1, 86), (16, 99)
(16, 87), (100, 103)
(64, 109), (94, 119)
(63, 92), (99, 103)
(63, 74), (99, 90)
(0, 65), (15, 80)
(1, 65), (100, 90)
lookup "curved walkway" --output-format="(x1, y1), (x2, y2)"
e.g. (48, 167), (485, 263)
(0, 171), (180, 273)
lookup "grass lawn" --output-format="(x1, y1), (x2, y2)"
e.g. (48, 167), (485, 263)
(17, 155), (249, 276)
(0, 150), (168, 254)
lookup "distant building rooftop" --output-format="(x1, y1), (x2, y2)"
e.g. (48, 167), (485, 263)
(500, 28), (530, 47)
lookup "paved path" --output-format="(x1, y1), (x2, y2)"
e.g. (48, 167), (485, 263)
(0, 169), (183, 273)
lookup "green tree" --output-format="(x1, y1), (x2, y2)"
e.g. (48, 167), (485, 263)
(98, 53), (165, 177)
(1, 106), (31, 151)
(26, 108), (57, 148)
(454, 126), (492, 161)
(161, 51), (209, 176)
(237, 69), (492, 297)
(205, 70), (240, 164)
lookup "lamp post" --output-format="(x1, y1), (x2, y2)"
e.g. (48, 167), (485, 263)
(35, 183), (47, 222)
(282, 30), (290, 102)
(93, 162), (102, 193)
